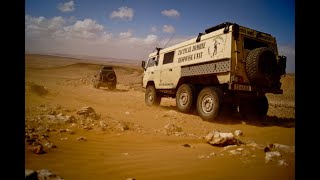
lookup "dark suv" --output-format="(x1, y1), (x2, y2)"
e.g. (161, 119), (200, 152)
(93, 65), (117, 90)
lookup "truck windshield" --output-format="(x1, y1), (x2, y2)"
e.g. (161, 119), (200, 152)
(146, 57), (156, 68)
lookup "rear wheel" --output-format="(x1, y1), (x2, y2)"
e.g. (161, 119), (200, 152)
(239, 95), (268, 120)
(108, 84), (116, 90)
(145, 85), (161, 106)
(196, 87), (223, 121)
(176, 84), (196, 113)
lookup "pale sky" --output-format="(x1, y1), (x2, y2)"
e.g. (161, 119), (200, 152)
(25, 0), (295, 73)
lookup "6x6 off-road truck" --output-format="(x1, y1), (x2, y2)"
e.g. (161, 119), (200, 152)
(93, 65), (117, 90)
(141, 22), (286, 121)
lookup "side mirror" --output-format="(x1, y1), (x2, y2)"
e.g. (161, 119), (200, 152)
(141, 61), (146, 70)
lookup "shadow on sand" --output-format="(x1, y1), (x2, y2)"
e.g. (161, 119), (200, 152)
(160, 105), (295, 128)
(101, 88), (129, 92)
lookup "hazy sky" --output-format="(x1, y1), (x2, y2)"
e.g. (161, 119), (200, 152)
(25, 0), (295, 73)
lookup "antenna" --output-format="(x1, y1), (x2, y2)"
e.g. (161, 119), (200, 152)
(163, 33), (175, 49)
(149, 38), (163, 53)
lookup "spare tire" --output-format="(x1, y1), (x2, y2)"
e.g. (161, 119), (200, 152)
(105, 72), (116, 81)
(245, 47), (278, 87)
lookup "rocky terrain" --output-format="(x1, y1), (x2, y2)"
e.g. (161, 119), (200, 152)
(25, 54), (295, 180)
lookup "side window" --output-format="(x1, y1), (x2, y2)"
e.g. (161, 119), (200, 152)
(147, 57), (156, 68)
(163, 51), (174, 64)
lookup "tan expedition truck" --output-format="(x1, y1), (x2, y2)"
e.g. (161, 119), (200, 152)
(141, 22), (286, 121)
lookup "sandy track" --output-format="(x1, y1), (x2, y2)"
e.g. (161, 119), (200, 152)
(25, 54), (295, 180)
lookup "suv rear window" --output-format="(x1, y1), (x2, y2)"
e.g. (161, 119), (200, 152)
(102, 66), (113, 70)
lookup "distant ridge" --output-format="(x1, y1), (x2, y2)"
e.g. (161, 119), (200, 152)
(25, 53), (142, 66)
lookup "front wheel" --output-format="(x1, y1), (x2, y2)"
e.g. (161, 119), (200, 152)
(176, 84), (196, 113)
(196, 87), (223, 121)
(145, 85), (161, 106)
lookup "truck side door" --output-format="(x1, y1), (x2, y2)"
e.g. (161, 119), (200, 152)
(143, 57), (161, 88)
(159, 51), (176, 89)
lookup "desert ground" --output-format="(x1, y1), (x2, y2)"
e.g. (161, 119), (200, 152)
(25, 54), (295, 180)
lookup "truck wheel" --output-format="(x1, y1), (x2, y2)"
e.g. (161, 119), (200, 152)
(196, 87), (223, 121)
(145, 85), (161, 106)
(176, 84), (196, 113)
(246, 47), (278, 87)
(96, 83), (100, 89)
(239, 95), (268, 120)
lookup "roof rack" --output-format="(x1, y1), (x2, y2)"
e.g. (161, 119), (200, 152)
(205, 22), (235, 34)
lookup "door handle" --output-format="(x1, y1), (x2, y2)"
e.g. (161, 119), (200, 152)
(169, 68), (172, 71)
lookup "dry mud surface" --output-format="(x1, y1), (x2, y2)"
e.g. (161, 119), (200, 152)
(25, 54), (295, 180)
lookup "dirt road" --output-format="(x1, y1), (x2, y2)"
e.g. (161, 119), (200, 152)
(25, 54), (295, 180)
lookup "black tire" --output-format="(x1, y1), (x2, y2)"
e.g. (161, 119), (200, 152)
(176, 84), (196, 113)
(239, 95), (268, 121)
(96, 83), (100, 89)
(246, 47), (278, 87)
(106, 72), (116, 81)
(145, 85), (161, 106)
(196, 87), (223, 121)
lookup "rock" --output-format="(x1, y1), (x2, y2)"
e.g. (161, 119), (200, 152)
(83, 126), (93, 130)
(48, 110), (57, 115)
(116, 122), (129, 131)
(58, 129), (67, 133)
(278, 159), (289, 167)
(265, 151), (281, 163)
(76, 107), (95, 116)
(267, 143), (295, 153)
(234, 130), (243, 136)
(99, 121), (107, 127)
(57, 114), (76, 123)
(164, 123), (182, 133)
(44, 142), (57, 149)
(37, 169), (64, 180)
(25, 169), (38, 180)
(205, 130), (240, 147)
(229, 149), (242, 155)
(66, 129), (75, 134)
(183, 144), (191, 148)
(32, 144), (46, 154)
(77, 136), (87, 141)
